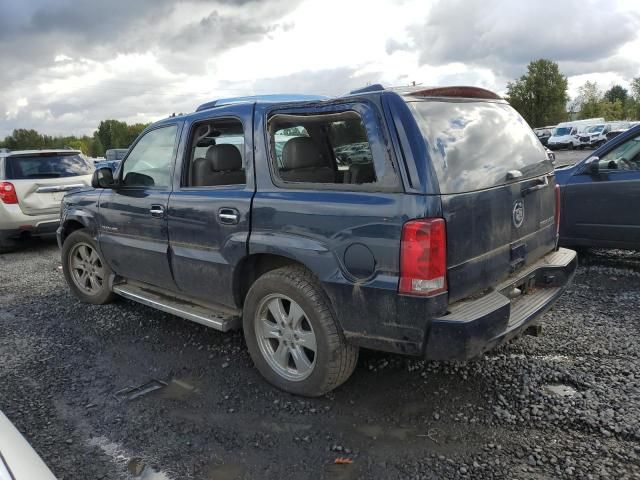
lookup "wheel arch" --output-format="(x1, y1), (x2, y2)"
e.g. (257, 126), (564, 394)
(234, 253), (307, 308)
(60, 210), (96, 245)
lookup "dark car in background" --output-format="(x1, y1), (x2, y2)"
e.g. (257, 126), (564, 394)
(606, 121), (640, 142)
(556, 124), (640, 250)
(94, 148), (129, 172)
(534, 127), (553, 146)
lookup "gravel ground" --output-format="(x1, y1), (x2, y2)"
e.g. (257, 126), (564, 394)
(1, 240), (639, 480)
(553, 149), (588, 167)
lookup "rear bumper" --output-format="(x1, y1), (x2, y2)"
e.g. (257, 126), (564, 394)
(0, 221), (59, 244)
(425, 247), (577, 361)
(0, 204), (59, 245)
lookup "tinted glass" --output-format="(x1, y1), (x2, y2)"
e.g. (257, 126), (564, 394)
(5, 154), (93, 179)
(122, 125), (177, 187)
(555, 127), (572, 136)
(187, 119), (246, 187)
(409, 100), (552, 193)
(106, 149), (128, 160)
(270, 112), (377, 185)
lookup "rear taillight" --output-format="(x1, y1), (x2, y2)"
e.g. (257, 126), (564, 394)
(399, 218), (447, 296)
(0, 182), (18, 204)
(555, 185), (561, 237)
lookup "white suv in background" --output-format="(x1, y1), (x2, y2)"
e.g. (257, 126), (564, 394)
(0, 149), (93, 252)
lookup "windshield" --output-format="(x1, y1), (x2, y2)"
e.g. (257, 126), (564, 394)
(5, 154), (93, 179)
(554, 127), (573, 136)
(585, 125), (605, 133)
(105, 149), (128, 160)
(408, 100), (551, 193)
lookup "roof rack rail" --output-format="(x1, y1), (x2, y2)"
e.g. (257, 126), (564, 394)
(349, 84), (385, 95)
(196, 94), (328, 112)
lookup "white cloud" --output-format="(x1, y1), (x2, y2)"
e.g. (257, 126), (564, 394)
(0, 0), (639, 137)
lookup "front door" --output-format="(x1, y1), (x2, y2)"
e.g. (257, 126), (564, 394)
(564, 132), (640, 248)
(98, 123), (181, 290)
(167, 105), (254, 308)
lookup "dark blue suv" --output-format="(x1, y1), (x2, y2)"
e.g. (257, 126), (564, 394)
(58, 85), (577, 396)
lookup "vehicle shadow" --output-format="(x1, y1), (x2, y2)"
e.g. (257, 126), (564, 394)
(0, 236), (58, 256)
(577, 247), (640, 272)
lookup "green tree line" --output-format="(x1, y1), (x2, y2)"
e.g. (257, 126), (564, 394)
(0, 119), (149, 157)
(506, 59), (640, 127)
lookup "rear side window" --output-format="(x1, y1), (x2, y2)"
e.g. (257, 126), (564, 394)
(5, 154), (93, 179)
(408, 100), (552, 193)
(268, 111), (378, 186)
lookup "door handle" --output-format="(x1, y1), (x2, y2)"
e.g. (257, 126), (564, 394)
(149, 205), (165, 218)
(218, 208), (239, 225)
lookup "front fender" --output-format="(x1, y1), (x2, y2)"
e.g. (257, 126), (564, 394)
(58, 208), (99, 247)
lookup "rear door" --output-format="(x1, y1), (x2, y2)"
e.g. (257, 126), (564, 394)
(407, 99), (557, 302)
(167, 104), (254, 308)
(563, 133), (640, 248)
(98, 123), (181, 290)
(251, 99), (417, 335)
(5, 152), (93, 215)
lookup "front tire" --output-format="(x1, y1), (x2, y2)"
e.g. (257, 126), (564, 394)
(62, 229), (115, 304)
(243, 266), (358, 396)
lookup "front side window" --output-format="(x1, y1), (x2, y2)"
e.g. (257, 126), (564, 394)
(268, 111), (377, 186)
(597, 135), (640, 171)
(121, 125), (178, 187)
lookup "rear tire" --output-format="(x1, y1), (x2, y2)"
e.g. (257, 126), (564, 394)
(243, 266), (358, 396)
(62, 229), (115, 304)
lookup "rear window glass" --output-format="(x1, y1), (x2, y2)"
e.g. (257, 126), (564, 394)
(5, 154), (93, 179)
(408, 100), (552, 193)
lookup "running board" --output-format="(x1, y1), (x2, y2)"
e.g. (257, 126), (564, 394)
(112, 281), (241, 332)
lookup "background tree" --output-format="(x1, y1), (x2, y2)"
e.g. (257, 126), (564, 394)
(626, 77), (640, 120)
(0, 120), (149, 155)
(506, 59), (568, 127)
(603, 84), (628, 105)
(576, 81), (603, 119)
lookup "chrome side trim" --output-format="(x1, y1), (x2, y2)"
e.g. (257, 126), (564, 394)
(113, 284), (240, 332)
(36, 184), (85, 193)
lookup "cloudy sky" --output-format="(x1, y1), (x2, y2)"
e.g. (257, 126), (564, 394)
(1, 0), (639, 137)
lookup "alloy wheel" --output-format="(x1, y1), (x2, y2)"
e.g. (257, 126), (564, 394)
(254, 294), (317, 381)
(68, 242), (106, 296)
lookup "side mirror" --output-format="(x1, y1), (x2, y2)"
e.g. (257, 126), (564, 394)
(92, 167), (115, 188)
(586, 157), (600, 175)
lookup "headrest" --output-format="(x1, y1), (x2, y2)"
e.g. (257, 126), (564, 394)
(282, 137), (326, 169)
(205, 144), (242, 171)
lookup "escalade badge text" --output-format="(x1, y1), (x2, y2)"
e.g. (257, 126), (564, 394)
(512, 200), (525, 228)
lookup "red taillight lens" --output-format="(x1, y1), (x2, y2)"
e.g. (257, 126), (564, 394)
(399, 218), (447, 296)
(555, 185), (561, 237)
(0, 182), (18, 204)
